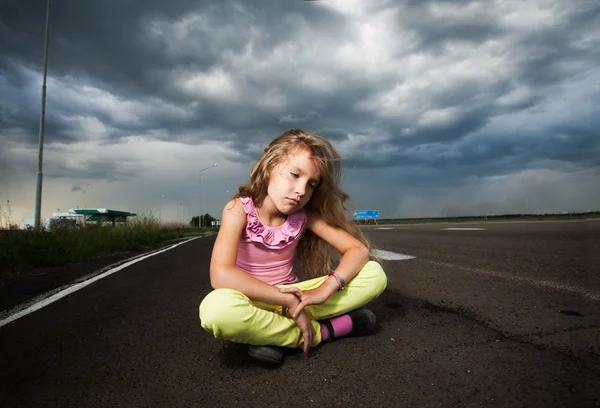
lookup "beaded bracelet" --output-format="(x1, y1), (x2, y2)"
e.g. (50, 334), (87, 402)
(327, 271), (346, 291)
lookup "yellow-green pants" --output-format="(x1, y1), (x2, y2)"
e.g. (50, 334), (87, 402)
(199, 261), (387, 349)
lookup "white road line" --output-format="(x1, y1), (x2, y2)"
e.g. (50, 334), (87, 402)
(428, 260), (600, 302)
(443, 228), (485, 231)
(0, 237), (200, 329)
(376, 227), (393, 230)
(374, 249), (416, 260)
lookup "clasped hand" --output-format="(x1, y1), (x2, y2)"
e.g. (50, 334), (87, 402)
(281, 284), (335, 355)
(281, 284), (333, 319)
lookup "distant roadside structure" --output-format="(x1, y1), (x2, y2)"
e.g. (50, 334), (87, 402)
(49, 211), (84, 229)
(353, 210), (380, 224)
(23, 211), (81, 230)
(70, 208), (137, 227)
(23, 208), (137, 230)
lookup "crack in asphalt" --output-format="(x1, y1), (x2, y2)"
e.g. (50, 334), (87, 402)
(398, 296), (600, 376)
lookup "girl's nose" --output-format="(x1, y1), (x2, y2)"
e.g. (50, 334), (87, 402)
(295, 182), (306, 197)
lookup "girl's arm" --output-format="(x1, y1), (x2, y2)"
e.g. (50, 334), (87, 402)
(306, 211), (370, 285)
(282, 211), (370, 308)
(281, 212), (370, 317)
(209, 199), (300, 310)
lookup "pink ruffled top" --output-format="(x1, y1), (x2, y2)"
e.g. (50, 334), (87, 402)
(236, 196), (307, 286)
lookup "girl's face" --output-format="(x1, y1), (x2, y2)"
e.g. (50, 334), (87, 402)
(266, 147), (321, 215)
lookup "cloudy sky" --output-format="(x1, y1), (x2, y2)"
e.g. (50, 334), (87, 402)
(1, 0), (599, 225)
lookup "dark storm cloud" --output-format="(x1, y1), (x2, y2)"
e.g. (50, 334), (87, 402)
(512, 8), (600, 89)
(392, 1), (507, 51)
(323, 2), (600, 174)
(1, 0), (599, 188)
(0, 0), (345, 97)
(2, 0), (226, 89)
(49, 159), (142, 182)
(0, 0), (361, 155)
(71, 183), (95, 193)
(367, 0), (600, 148)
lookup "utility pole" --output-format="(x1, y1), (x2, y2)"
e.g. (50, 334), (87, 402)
(34, 0), (51, 230)
(199, 164), (218, 227)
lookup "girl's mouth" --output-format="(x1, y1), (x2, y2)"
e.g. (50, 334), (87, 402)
(287, 198), (299, 205)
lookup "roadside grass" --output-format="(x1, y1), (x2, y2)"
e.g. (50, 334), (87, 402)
(0, 214), (212, 276)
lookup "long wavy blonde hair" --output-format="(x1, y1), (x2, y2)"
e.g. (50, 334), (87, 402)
(234, 129), (378, 279)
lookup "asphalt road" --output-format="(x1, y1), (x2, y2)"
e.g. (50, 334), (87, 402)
(1, 220), (599, 407)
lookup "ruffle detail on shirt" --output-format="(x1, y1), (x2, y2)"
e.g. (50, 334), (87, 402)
(240, 196), (306, 249)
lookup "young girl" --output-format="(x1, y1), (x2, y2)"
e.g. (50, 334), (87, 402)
(199, 129), (387, 364)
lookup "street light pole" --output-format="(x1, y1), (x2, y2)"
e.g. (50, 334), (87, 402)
(34, 0), (51, 231)
(199, 163), (218, 227)
(159, 194), (164, 223)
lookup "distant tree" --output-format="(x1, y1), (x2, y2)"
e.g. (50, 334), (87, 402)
(201, 213), (217, 227)
(190, 213), (217, 227)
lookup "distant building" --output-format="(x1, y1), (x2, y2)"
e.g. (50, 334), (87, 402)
(69, 208), (137, 227)
(22, 208), (136, 230)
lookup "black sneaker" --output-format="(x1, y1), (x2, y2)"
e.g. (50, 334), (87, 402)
(348, 308), (377, 337)
(248, 345), (283, 364)
(321, 308), (377, 341)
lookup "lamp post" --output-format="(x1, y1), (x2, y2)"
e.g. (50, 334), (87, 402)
(34, 0), (51, 231)
(199, 164), (218, 227)
(159, 194), (164, 223)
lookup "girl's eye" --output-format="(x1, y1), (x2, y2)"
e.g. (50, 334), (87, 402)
(308, 183), (316, 189)
(290, 172), (299, 178)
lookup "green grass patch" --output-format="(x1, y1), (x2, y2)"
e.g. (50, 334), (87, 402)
(0, 215), (214, 276)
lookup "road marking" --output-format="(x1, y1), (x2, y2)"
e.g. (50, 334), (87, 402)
(376, 227), (393, 230)
(374, 249), (416, 260)
(443, 228), (485, 231)
(428, 260), (600, 302)
(0, 237), (200, 329)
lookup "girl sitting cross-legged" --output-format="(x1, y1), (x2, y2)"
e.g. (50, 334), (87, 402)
(199, 129), (387, 364)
